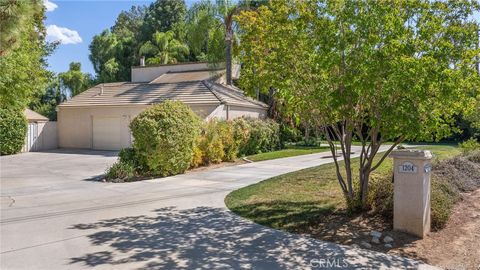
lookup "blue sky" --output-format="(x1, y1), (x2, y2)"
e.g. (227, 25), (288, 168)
(45, 0), (197, 75)
(45, 0), (479, 77)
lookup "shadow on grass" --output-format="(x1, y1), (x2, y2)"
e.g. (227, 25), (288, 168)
(69, 206), (422, 269)
(229, 200), (426, 263)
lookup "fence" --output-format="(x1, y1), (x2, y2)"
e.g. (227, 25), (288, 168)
(22, 121), (58, 152)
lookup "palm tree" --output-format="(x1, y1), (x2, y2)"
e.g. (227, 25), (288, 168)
(139, 31), (189, 65)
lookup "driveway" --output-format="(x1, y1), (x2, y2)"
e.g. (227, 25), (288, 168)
(0, 147), (436, 269)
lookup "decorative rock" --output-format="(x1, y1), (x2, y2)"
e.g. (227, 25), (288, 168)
(383, 236), (394, 243)
(384, 244), (393, 248)
(371, 237), (380, 244)
(361, 241), (372, 249)
(370, 230), (382, 238)
(351, 244), (360, 249)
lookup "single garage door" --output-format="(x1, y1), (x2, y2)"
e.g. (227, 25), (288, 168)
(93, 117), (124, 150)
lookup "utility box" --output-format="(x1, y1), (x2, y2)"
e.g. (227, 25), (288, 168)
(390, 149), (433, 238)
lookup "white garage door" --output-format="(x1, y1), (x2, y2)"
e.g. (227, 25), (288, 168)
(93, 117), (123, 150)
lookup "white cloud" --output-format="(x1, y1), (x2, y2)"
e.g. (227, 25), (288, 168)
(43, 0), (57, 12)
(46, 25), (82, 45)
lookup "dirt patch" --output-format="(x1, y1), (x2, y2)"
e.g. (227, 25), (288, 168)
(295, 189), (480, 269)
(391, 189), (480, 270)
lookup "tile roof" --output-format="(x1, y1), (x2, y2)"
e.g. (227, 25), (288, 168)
(58, 71), (268, 109)
(24, 108), (48, 122)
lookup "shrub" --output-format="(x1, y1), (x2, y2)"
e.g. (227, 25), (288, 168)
(194, 120), (241, 166)
(279, 123), (302, 145)
(459, 138), (480, 154)
(234, 118), (280, 156)
(430, 175), (459, 230)
(130, 101), (201, 177)
(106, 161), (136, 181)
(368, 171), (394, 217)
(0, 107), (27, 155)
(464, 149), (480, 163)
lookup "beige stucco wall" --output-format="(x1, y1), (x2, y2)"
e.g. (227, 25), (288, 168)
(207, 104), (267, 121)
(58, 104), (218, 149)
(131, 63), (210, 82)
(228, 105), (267, 119)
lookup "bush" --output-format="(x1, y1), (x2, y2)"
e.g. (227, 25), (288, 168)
(459, 138), (480, 154)
(234, 118), (280, 156)
(106, 161), (137, 181)
(0, 107), (27, 155)
(430, 175), (459, 230)
(130, 101), (201, 177)
(193, 120), (241, 166)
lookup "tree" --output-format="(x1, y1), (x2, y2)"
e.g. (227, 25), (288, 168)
(58, 62), (93, 97)
(184, 1), (223, 61)
(89, 30), (124, 82)
(139, 31), (189, 65)
(0, 0), (44, 56)
(237, 0), (480, 210)
(142, 0), (187, 41)
(30, 73), (67, 121)
(0, 0), (48, 109)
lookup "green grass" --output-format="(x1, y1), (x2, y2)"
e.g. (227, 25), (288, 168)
(225, 144), (460, 232)
(246, 145), (330, 162)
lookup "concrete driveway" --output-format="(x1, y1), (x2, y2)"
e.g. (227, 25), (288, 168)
(0, 147), (435, 269)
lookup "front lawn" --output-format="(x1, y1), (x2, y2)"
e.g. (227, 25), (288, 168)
(225, 143), (463, 240)
(246, 145), (330, 162)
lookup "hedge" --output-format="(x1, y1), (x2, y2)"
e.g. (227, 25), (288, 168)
(0, 107), (27, 155)
(107, 113), (281, 181)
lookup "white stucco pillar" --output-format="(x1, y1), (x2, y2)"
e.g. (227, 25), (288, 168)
(390, 149), (433, 238)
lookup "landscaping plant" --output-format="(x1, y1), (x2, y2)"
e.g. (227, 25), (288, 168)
(237, 0), (480, 210)
(0, 107), (28, 155)
(129, 101), (201, 177)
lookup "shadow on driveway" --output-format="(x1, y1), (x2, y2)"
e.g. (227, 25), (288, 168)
(69, 207), (422, 269)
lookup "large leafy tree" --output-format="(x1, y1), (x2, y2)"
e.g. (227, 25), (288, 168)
(237, 0), (480, 210)
(0, 0), (43, 56)
(142, 0), (187, 41)
(30, 73), (66, 121)
(58, 62), (93, 97)
(0, 0), (49, 109)
(139, 31), (189, 65)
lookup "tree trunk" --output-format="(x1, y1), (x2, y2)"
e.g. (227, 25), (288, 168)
(225, 33), (232, 85)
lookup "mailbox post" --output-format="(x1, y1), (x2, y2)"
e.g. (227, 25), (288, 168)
(390, 149), (433, 238)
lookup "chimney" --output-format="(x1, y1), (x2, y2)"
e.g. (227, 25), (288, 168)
(140, 56), (145, 67)
(100, 84), (104, 95)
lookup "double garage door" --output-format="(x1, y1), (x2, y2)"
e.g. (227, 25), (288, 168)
(92, 116), (131, 150)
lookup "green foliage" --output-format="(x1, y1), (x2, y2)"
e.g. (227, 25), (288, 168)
(142, 0), (187, 41)
(29, 73), (66, 121)
(139, 31), (189, 64)
(430, 175), (460, 230)
(194, 119), (241, 166)
(234, 118), (280, 156)
(130, 101), (201, 177)
(58, 62), (93, 96)
(106, 161), (137, 181)
(0, 0), (44, 55)
(0, 0), (49, 109)
(459, 138), (480, 154)
(0, 107), (27, 155)
(236, 0), (480, 208)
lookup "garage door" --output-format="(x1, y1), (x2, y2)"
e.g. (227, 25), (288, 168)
(92, 117), (123, 150)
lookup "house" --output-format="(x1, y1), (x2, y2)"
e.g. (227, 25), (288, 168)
(57, 62), (268, 150)
(23, 109), (57, 152)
